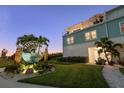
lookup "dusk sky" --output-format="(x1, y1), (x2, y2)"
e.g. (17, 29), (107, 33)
(0, 5), (116, 55)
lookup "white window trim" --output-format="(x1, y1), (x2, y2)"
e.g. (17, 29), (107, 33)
(119, 21), (124, 35)
(85, 32), (91, 41)
(91, 30), (97, 40)
(67, 36), (74, 45)
(84, 30), (97, 41)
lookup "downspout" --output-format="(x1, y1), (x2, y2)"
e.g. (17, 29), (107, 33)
(104, 11), (111, 63)
(104, 11), (109, 38)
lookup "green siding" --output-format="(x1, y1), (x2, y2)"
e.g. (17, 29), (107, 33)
(63, 16), (124, 47)
(63, 23), (107, 47)
(107, 17), (124, 38)
(82, 23), (107, 42)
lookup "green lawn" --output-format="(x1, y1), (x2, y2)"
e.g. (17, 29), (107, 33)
(119, 68), (124, 75)
(18, 62), (108, 88)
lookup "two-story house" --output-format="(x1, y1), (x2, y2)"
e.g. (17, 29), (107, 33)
(63, 6), (124, 63)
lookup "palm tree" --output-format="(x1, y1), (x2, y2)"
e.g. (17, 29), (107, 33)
(16, 34), (35, 48)
(94, 37), (123, 64)
(1, 49), (8, 57)
(37, 35), (49, 54)
(16, 34), (49, 54)
(108, 43), (123, 61)
(44, 46), (48, 61)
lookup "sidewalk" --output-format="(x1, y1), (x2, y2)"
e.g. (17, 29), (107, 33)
(0, 68), (53, 88)
(102, 65), (124, 88)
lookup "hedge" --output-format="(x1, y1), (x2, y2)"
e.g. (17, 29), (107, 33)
(57, 56), (88, 63)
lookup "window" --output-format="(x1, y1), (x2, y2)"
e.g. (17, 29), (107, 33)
(91, 30), (97, 39)
(85, 32), (91, 40)
(85, 30), (97, 40)
(120, 22), (124, 33)
(67, 38), (70, 44)
(70, 37), (74, 44)
(67, 36), (74, 44)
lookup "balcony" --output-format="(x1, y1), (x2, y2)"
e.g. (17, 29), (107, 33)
(64, 13), (104, 36)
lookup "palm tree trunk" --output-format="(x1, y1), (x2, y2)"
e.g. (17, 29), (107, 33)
(104, 51), (110, 64)
(38, 44), (40, 54)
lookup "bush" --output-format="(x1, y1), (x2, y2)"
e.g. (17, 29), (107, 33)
(4, 64), (20, 74)
(0, 57), (15, 66)
(33, 62), (55, 74)
(48, 53), (63, 60)
(57, 56), (88, 63)
(108, 61), (114, 66)
(95, 57), (106, 65)
(117, 59), (124, 66)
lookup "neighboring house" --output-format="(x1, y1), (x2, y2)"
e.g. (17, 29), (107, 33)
(63, 6), (124, 63)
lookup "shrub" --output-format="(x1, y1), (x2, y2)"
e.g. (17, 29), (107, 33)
(0, 57), (15, 66)
(57, 56), (88, 63)
(4, 64), (20, 74)
(117, 58), (124, 66)
(95, 57), (106, 65)
(48, 53), (63, 60)
(33, 62), (55, 74)
(108, 61), (114, 66)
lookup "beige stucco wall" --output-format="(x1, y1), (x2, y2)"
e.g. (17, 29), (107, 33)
(63, 42), (94, 57)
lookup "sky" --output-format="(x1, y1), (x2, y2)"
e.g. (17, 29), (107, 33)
(0, 5), (117, 56)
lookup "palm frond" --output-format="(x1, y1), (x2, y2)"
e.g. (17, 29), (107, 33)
(94, 41), (102, 47)
(113, 43), (123, 48)
(98, 49), (103, 56)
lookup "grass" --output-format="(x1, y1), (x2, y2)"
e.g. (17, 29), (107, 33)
(18, 61), (108, 88)
(119, 68), (124, 75)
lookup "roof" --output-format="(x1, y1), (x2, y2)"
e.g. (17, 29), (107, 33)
(65, 13), (104, 32)
(65, 5), (123, 32)
(106, 5), (123, 13)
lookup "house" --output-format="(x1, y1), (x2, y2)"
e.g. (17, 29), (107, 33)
(63, 6), (124, 63)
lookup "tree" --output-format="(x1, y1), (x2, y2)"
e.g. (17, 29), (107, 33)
(94, 37), (123, 64)
(16, 34), (49, 53)
(108, 43), (123, 61)
(1, 49), (8, 57)
(37, 35), (49, 54)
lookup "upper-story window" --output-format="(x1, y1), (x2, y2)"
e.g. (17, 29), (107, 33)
(67, 36), (74, 44)
(85, 30), (97, 41)
(120, 21), (124, 33)
(85, 32), (91, 40)
(91, 30), (97, 39)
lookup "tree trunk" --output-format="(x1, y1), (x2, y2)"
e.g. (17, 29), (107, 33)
(38, 44), (40, 54)
(104, 51), (110, 64)
(44, 47), (48, 61)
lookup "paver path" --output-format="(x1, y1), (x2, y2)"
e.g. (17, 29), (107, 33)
(102, 65), (124, 88)
(0, 68), (53, 88)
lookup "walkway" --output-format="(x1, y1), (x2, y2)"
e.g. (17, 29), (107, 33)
(102, 65), (124, 88)
(0, 68), (52, 88)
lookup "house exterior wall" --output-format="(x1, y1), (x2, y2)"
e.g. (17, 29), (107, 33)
(63, 6), (124, 59)
(107, 17), (124, 38)
(63, 23), (107, 47)
(106, 6), (124, 21)
(63, 42), (94, 57)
